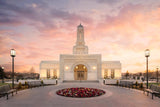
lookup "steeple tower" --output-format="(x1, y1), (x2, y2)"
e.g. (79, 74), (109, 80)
(73, 24), (88, 54)
(76, 23), (85, 45)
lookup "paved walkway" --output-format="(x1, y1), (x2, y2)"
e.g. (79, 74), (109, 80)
(0, 83), (160, 107)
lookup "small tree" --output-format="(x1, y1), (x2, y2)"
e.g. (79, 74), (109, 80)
(0, 67), (2, 79)
(116, 80), (119, 86)
(140, 82), (143, 89)
(29, 67), (36, 79)
(16, 74), (23, 82)
(125, 71), (129, 79)
(135, 81), (138, 89)
(0, 66), (5, 83)
(25, 81), (28, 88)
(41, 80), (44, 85)
(18, 82), (22, 89)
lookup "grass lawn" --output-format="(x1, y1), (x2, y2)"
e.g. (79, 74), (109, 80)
(0, 83), (17, 89)
(0, 83), (12, 86)
(146, 83), (160, 87)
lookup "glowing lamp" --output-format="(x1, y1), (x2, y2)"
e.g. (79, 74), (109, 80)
(76, 66), (78, 69)
(145, 49), (150, 57)
(65, 66), (69, 70)
(11, 49), (16, 57)
(83, 66), (86, 69)
(93, 66), (96, 70)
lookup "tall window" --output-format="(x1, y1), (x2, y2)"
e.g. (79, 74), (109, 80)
(104, 69), (108, 79)
(111, 69), (115, 79)
(47, 69), (50, 78)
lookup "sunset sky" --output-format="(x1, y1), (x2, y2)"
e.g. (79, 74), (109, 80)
(0, 0), (160, 73)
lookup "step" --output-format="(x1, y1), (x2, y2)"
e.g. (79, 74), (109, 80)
(63, 80), (99, 83)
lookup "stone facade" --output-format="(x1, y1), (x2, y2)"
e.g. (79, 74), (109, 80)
(40, 24), (121, 81)
(59, 54), (101, 81)
(102, 61), (121, 79)
(40, 61), (59, 79)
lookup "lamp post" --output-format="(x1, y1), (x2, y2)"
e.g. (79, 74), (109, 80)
(156, 67), (159, 83)
(10, 49), (16, 89)
(145, 49), (150, 89)
(2, 67), (4, 83)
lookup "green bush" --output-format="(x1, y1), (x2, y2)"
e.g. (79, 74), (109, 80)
(104, 76), (107, 79)
(18, 82), (22, 89)
(25, 81), (28, 88)
(116, 80), (119, 85)
(140, 83), (143, 88)
(41, 80), (44, 84)
(53, 75), (57, 79)
(135, 81), (138, 86)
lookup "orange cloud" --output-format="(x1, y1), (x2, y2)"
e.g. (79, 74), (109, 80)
(1, 1), (160, 74)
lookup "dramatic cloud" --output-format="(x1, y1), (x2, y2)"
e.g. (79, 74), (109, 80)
(0, 0), (160, 73)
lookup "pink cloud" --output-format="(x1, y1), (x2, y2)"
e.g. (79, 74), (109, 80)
(1, 1), (160, 74)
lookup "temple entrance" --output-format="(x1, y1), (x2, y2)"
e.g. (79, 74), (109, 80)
(74, 64), (87, 80)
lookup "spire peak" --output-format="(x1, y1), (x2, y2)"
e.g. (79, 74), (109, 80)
(78, 23), (83, 27)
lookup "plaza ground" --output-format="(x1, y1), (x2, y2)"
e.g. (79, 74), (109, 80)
(0, 83), (160, 107)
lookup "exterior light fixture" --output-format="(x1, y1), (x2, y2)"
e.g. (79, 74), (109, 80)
(11, 49), (16, 57)
(83, 66), (86, 69)
(93, 66), (96, 70)
(65, 66), (69, 70)
(145, 49), (150, 89)
(76, 66), (78, 69)
(10, 49), (16, 89)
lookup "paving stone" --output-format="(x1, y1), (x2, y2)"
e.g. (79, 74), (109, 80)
(0, 83), (160, 107)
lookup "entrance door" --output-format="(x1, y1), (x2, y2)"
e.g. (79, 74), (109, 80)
(77, 71), (84, 80)
(74, 64), (87, 80)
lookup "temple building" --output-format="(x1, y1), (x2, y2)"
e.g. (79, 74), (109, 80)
(40, 24), (121, 82)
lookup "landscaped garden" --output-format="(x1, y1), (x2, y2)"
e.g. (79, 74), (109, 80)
(0, 83), (12, 87)
(147, 83), (160, 87)
(56, 87), (105, 98)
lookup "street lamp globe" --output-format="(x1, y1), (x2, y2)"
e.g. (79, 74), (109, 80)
(10, 49), (16, 57)
(145, 49), (150, 57)
(2, 67), (4, 69)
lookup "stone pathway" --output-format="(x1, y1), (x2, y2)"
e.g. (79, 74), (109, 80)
(0, 83), (160, 107)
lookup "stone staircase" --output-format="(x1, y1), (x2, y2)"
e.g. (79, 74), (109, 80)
(63, 80), (99, 83)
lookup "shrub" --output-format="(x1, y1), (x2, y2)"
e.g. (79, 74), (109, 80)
(140, 83), (143, 89)
(18, 82), (22, 89)
(135, 81), (138, 86)
(41, 80), (44, 85)
(25, 81), (28, 88)
(104, 76), (107, 79)
(116, 80), (119, 86)
(134, 81), (138, 89)
(53, 75), (57, 79)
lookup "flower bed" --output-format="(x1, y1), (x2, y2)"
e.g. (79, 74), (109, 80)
(56, 87), (105, 98)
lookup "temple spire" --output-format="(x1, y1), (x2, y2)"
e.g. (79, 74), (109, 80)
(76, 23), (85, 45)
(73, 24), (88, 54)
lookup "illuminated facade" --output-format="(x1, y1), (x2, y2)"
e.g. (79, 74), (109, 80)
(40, 24), (121, 82)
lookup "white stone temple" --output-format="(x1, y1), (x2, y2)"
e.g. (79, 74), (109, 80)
(40, 24), (121, 82)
